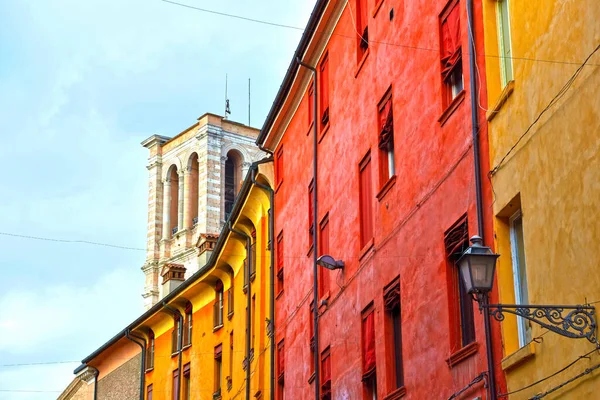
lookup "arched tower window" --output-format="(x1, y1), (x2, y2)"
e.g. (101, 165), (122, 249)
(188, 154), (199, 227)
(224, 150), (243, 220)
(167, 166), (179, 236)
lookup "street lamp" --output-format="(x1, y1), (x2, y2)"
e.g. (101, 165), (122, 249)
(458, 236), (597, 343)
(317, 255), (344, 271)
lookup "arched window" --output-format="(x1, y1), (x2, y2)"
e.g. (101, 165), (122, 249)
(188, 154), (199, 227)
(214, 280), (224, 328)
(167, 166), (179, 236)
(145, 330), (155, 371)
(224, 150), (243, 220)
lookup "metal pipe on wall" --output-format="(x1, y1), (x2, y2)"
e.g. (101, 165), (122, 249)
(162, 302), (183, 400)
(125, 329), (146, 400)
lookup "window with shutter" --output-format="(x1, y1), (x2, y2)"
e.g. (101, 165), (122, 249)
(359, 152), (374, 249)
(439, 0), (464, 108)
(319, 214), (330, 299)
(319, 54), (330, 129)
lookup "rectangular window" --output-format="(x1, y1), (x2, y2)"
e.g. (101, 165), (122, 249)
(439, 0), (463, 108)
(214, 344), (223, 396)
(276, 146), (284, 187)
(182, 364), (191, 400)
(377, 87), (395, 185)
(183, 303), (192, 348)
(319, 53), (330, 128)
(308, 80), (315, 127)
(277, 231), (284, 296)
(251, 294), (256, 352)
(228, 286), (234, 317)
(173, 369), (180, 400)
(214, 283), (224, 328)
(496, 0), (513, 86)
(308, 179), (315, 250)
(277, 339), (285, 399)
(319, 214), (330, 299)
(355, 0), (369, 60)
(229, 331), (234, 390)
(510, 210), (531, 347)
(146, 332), (155, 371)
(147, 384), (153, 400)
(362, 305), (377, 400)
(321, 347), (332, 400)
(383, 277), (404, 391)
(444, 215), (476, 350)
(172, 317), (182, 354)
(359, 152), (374, 249)
(309, 301), (315, 377)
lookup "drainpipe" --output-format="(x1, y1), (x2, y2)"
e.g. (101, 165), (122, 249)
(125, 330), (146, 400)
(296, 56), (320, 400)
(466, 1), (496, 399)
(93, 367), (99, 400)
(251, 166), (275, 400)
(229, 222), (252, 400)
(163, 302), (183, 400)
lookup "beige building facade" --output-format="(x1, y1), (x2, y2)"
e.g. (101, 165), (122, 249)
(141, 113), (263, 309)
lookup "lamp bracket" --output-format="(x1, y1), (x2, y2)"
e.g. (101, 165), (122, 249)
(483, 303), (597, 344)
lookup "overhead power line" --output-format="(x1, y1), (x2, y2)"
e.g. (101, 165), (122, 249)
(160, 0), (600, 67)
(0, 231), (145, 251)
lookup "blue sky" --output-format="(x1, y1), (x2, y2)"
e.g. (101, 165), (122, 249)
(0, 0), (312, 397)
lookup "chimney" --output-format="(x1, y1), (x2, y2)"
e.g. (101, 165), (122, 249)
(161, 263), (187, 296)
(197, 234), (219, 269)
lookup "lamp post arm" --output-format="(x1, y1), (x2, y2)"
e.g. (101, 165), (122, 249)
(482, 303), (597, 344)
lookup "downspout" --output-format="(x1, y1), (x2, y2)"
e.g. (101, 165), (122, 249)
(296, 56), (320, 400)
(466, 1), (496, 400)
(229, 222), (252, 400)
(93, 368), (99, 400)
(125, 329), (146, 400)
(251, 166), (275, 400)
(163, 302), (183, 400)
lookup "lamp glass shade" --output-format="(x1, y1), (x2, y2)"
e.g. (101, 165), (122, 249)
(458, 253), (498, 294)
(458, 258), (474, 293)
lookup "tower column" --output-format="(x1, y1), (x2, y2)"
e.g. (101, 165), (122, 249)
(183, 167), (192, 230)
(162, 179), (171, 239)
(178, 169), (185, 231)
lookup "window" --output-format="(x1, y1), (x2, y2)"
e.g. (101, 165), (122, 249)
(214, 344), (223, 397)
(214, 280), (224, 329)
(277, 339), (285, 399)
(321, 347), (332, 400)
(166, 166), (179, 237)
(146, 330), (155, 371)
(228, 331), (234, 391)
(319, 214), (330, 299)
(172, 315), (182, 355)
(319, 53), (330, 128)
(496, 0), (513, 86)
(183, 364), (191, 400)
(276, 147), (284, 188)
(510, 210), (531, 347)
(147, 384), (153, 400)
(444, 215), (476, 351)
(183, 302), (192, 348)
(439, 0), (463, 108)
(383, 277), (404, 391)
(359, 152), (374, 249)
(362, 305), (377, 400)
(377, 88), (395, 185)
(308, 80), (315, 127)
(277, 232), (284, 296)
(251, 294), (256, 352)
(309, 301), (315, 377)
(355, 0), (369, 60)
(173, 369), (180, 400)
(308, 179), (315, 250)
(227, 285), (234, 318)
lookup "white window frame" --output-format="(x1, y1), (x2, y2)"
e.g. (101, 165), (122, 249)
(509, 210), (531, 347)
(496, 0), (513, 86)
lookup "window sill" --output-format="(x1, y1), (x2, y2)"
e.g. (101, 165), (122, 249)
(372, 0), (385, 18)
(145, 367), (154, 374)
(438, 90), (466, 127)
(359, 238), (375, 261)
(446, 341), (479, 368)
(377, 175), (397, 202)
(487, 80), (515, 122)
(171, 351), (180, 358)
(308, 372), (316, 384)
(319, 123), (330, 143)
(501, 341), (535, 372)
(181, 344), (191, 351)
(307, 121), (315, 136)
(275, 180), (283, 195)
(213, 324), (224, 333)
(276, 290), (284, 300)
(307, 243), (314, 257)
(355, 48), (370, 78)
(227, 311), (234, 321)
(383, 387), (407, 400)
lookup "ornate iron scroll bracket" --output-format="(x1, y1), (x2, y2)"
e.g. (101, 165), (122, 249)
(483, 304), (597, 344)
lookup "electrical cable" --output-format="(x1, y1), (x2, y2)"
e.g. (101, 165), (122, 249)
(530, 362), (600, 400)
(0, 231), (145, 251)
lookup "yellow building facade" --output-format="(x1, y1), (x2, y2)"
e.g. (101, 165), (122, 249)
(482, 0), (600, 398)
(73, 161), (275, 400)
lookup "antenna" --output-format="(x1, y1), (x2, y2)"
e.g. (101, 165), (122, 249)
(248, 78), (251, 126)
(224, 74), (231, 119)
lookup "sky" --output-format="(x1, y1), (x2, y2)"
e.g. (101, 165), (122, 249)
(0, 0), (313, 397)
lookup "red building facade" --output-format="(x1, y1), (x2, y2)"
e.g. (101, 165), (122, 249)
(258, 0), (505, 398)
